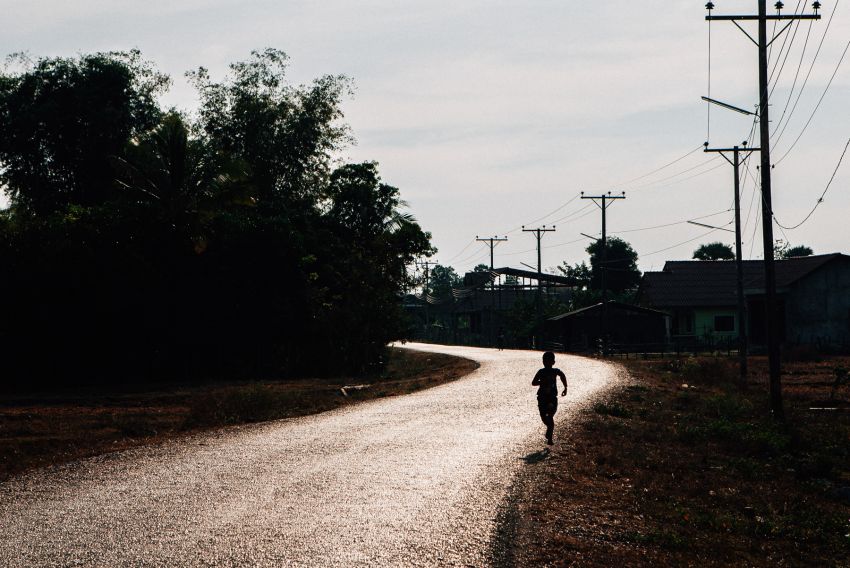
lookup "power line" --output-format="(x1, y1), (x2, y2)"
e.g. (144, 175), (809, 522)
(443, 239), (476, 263)
(771, 0), (841, 147)
(774, 38), (850, 164)
(611, 208), (732, 235)
(770, 20), (814, 139)
(630, 156), (722, 190)
(640, 225), (729, 258)
(774, 136), (850, 229)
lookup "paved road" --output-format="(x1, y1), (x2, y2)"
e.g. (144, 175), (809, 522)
(0, 344), (622, 567)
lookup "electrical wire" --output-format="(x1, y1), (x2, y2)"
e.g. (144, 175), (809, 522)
(613, 144), (706, 187)
(610, 208), (732, 235)
(774, 38), (850, 164)
(630, 156), (723, 190)
(773, 136), (850, 230)
(770, 20), (814, 140)
(768, 1), (803, 95)
(442, 239), (476, 264)
(771, 0), (841, 147)
(640, 226), (729, 258)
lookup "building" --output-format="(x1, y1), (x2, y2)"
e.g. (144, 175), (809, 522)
(638, 253), (850, 347)
(545, 301), (670, 351)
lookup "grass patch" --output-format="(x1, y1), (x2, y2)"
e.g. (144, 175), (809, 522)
(508, 354), (850, 566)
(593, 401), (632, 419)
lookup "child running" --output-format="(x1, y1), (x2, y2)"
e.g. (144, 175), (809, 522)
(531, 351), (568, 445)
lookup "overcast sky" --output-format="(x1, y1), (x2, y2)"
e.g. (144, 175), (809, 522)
(2, 0), (848, 273)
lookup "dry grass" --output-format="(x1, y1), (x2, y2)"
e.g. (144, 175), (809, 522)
(0, 348), (478, 481)
(505, 355), (850, 567)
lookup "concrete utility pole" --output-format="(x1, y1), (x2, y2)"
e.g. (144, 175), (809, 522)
(522, 226), (556, 348)
(706, 1), (820, 419)
(416, 259), (439, 340)
(475, 235), (508, 346)
(703, 142), (760, 384)
(581, 191), (625, 355)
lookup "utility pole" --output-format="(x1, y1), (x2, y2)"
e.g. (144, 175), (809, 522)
(581, 191), (625, 355)
(522, 226), (556, 348)
(706, 1), (820, 419)
(703, 142), (760, 385)
(416, 259), (439, 341)
(476, 235), (509, 270)
(476, 236), (508, 347)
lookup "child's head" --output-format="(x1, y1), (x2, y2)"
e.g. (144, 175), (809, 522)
(542, 351), (555, 367)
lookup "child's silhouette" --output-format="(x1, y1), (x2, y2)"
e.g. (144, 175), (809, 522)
(531, 351), (568, 445)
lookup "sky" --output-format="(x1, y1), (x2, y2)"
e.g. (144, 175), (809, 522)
(1, 0), (848, 274)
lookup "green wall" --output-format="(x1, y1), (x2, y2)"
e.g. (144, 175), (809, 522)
(694, 308), (739, 339)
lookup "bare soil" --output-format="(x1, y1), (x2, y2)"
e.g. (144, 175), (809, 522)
(505, 354), (850, 567)
(0, 347), (478, 481)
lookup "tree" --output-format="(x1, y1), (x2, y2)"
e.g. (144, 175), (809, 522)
(189, 49), (352, 210)
(693, 242), (735, 261)
(557, 261), (591, 288)
(428, 265), (461, 299)
(0, 51), (168, 213)
(0, 49), (435, 384)
(586, 237), (641, 294)
(472, 264), (490, 273)
(778, 244), (814, 259)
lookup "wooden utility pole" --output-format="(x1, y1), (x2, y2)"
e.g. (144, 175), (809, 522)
(581, 191), (625, 355)
(703, 143), (760, 384)
(416, 259), (439, 340)
(706, 1), (820, 419)
(522, 226), (556, 348)
(476, 235), (508, 346)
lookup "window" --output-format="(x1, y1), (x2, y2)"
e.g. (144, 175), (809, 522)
(714, 315), (734, 332)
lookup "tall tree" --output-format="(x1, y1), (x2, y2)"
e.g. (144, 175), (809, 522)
(693, 242), (735, 261)
(189, 49), (352, 210)
(0, 51), (168, 213)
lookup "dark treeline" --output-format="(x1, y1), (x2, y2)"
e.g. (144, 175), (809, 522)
(0, 49), (433, 387)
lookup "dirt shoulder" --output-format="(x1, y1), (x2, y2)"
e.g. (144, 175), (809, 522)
(0, 347), (478, 482)
(501, 355), (850, 567)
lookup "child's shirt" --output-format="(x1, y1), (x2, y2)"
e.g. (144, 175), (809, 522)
(533, 367), (564, 399)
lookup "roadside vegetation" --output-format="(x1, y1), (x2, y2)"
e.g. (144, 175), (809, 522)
(0, 49), (433, 387)
(0, 348), (477, 481)
(506, 355), (850, 566)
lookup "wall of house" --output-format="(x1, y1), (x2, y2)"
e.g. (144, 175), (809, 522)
(785, 259), (850, 345)
(694, 308), (739, 339)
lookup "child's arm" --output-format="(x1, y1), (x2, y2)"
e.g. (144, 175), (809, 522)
(531, 370), (542, 386)
(558, 369), (568, 396)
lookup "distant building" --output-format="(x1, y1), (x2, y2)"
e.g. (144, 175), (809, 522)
(545, 301), (670, 351)
(638, 253), (850, 347)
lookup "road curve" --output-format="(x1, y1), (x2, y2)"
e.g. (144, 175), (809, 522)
(0, 344), (623, 567)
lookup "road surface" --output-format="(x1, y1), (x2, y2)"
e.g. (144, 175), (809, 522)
(0, 344), (623, 567)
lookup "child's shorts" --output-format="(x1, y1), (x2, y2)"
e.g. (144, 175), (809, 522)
(537, 397), (558, 415)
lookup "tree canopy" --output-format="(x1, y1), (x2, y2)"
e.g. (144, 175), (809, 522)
(0, 50), (433, 385)
(693, 242), (735, 261)
(777, 243), (814, 259)
(558, 237), (641, 309)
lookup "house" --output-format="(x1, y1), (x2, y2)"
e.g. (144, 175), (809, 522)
(638, 253), (850, 347)
(545, 301), (670, 351)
